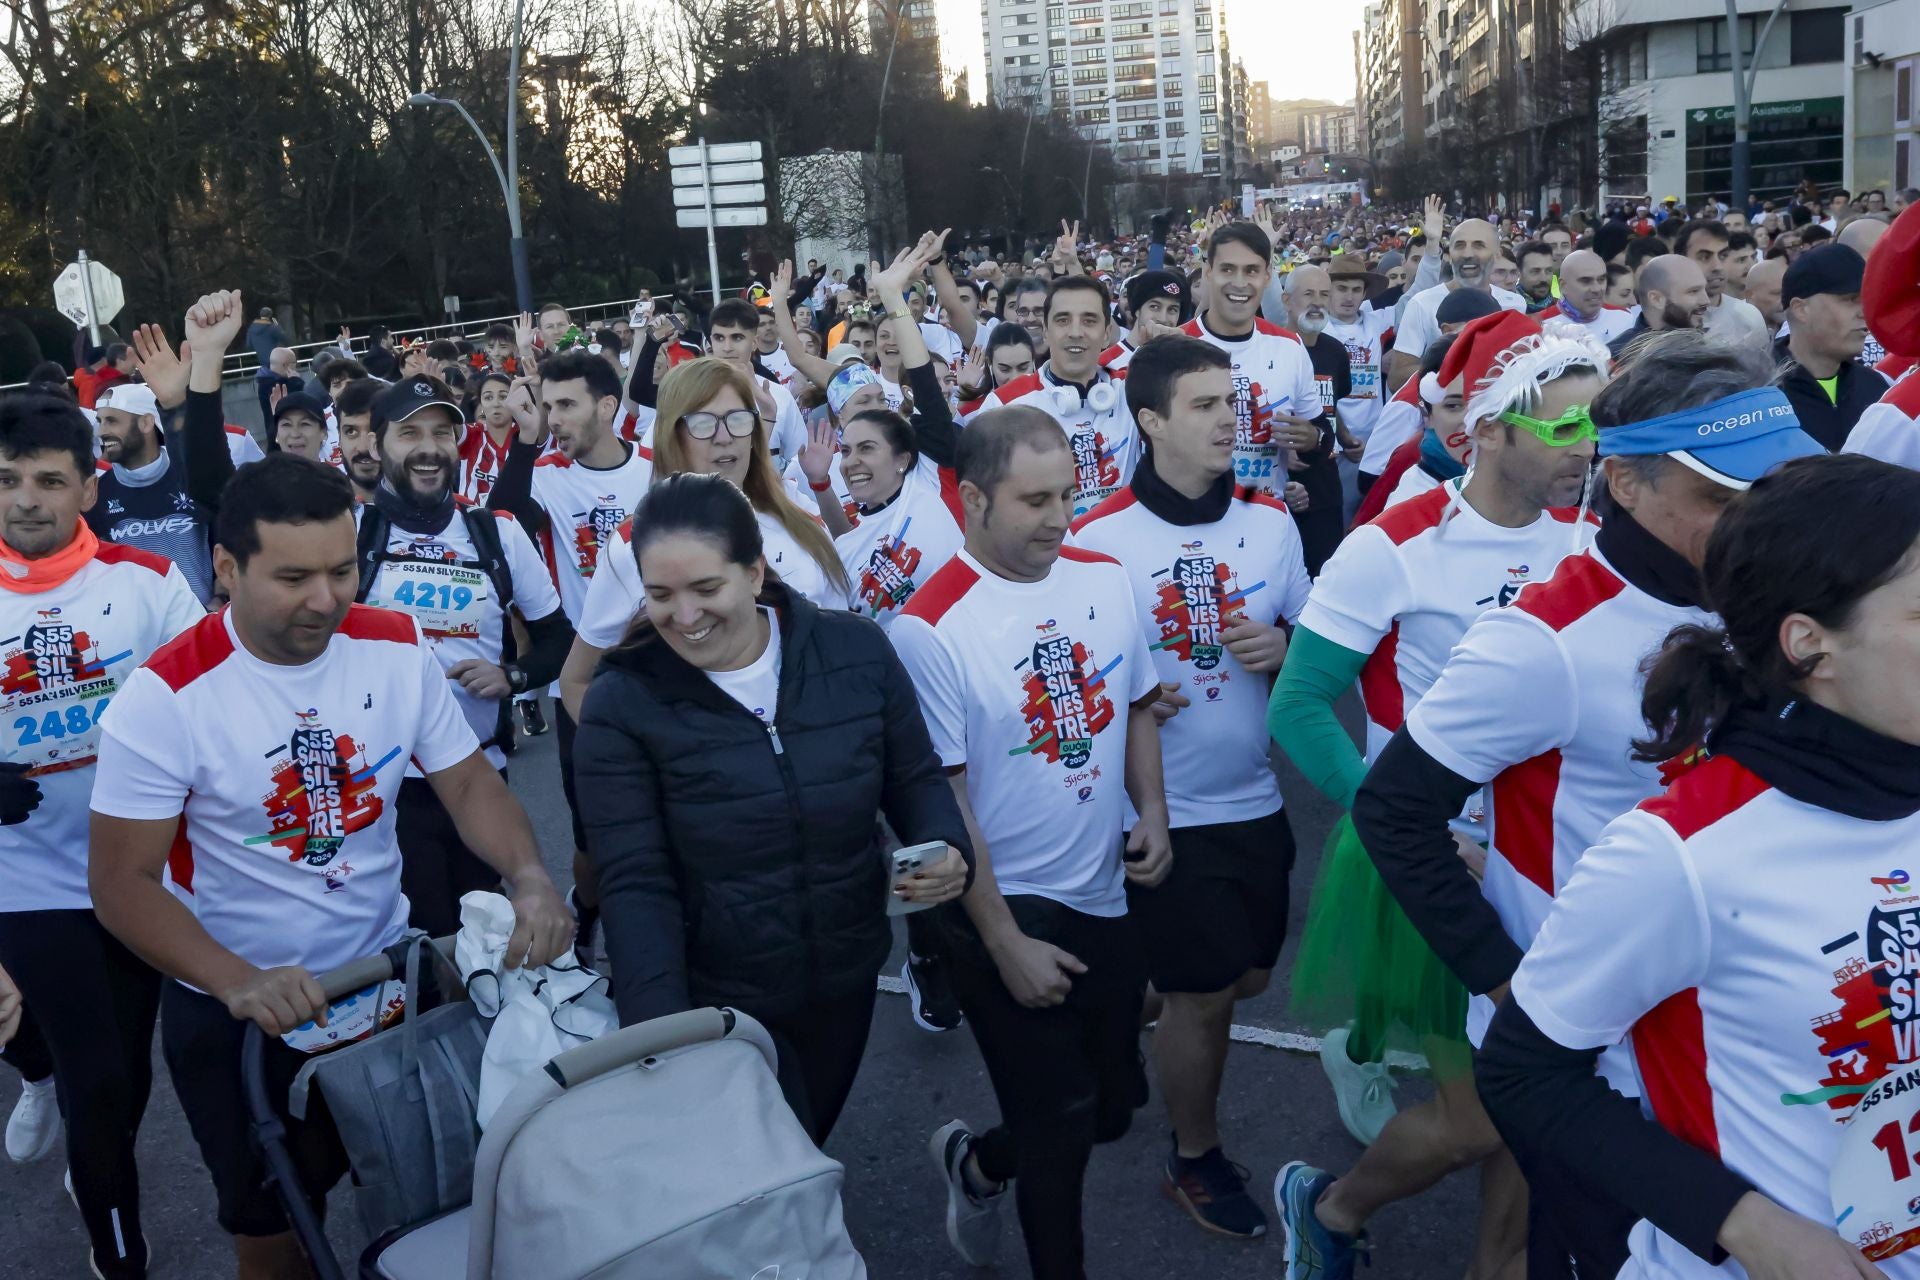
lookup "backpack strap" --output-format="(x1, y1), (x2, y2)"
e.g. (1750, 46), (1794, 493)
(459, 503), (515, 614)
(354, 505), (389, 603)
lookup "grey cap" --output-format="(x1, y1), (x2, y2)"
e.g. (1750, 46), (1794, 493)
(1377, 250), (1405, 273)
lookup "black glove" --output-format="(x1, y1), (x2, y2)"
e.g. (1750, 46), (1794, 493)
(0, 762), (43, 826)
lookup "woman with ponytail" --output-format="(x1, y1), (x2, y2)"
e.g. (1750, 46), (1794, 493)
(573, 473), (973, 1144)
(1479, 454), (1920, 1280)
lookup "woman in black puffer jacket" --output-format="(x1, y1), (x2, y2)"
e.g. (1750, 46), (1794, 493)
(574, 472), (972, 1142)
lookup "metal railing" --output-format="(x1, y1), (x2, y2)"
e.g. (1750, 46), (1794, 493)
(3, 294), (655, 392)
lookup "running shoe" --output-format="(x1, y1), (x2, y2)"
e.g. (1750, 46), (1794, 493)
(929, 1119), (1004, 1266)
(901, 954), (963, 1033)
(1276, 1161), (1370, 1280)
(1163, 1139), (1267, 1238)
(1320, 1025), (1397, 1146)
(518, 698), (549, 737)
(5, 1077), (59, 1163)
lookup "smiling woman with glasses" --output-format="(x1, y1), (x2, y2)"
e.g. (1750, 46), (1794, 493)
(557, 356), (851, 728)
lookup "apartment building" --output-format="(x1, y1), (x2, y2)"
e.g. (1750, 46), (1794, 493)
(1360, 0), (1424, 168)
(980, 0), (1245, 179)
(1843, 0), (1917, 194)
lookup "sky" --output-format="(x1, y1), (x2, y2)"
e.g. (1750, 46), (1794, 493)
(935, 0), (1370, 107)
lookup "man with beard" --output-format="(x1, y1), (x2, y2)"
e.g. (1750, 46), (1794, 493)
(1281, 265), (1352, 572)
(89, 301), (257, 603)
(1387, 205), (1527, 391)
(1675, 220), (1768, 349)
(352, 376), (574, 935)
(1516, 242), (1557, 312)
(333, 378), (384, 504)
(1743, 256), (1787, 334)
(1608, 255), (1710, 360)
(1010, 276), (1052, 360)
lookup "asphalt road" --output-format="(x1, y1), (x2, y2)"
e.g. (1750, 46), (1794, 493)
(0, 690), (1477, 1279)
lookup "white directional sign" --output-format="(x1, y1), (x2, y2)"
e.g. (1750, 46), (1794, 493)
(53, 256), (125, 336)
(672, 183), (766, 208)
(670, 162), (764, 187)
(668, 141), (762, 166)
(675, 207), (771, 229)
(669, 139), (771, 300)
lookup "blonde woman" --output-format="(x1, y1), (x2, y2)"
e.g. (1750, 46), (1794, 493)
(558, 356), (850, 723)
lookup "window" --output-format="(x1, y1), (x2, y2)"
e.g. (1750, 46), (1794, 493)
(1114, 62), (1155, 80)
(1196, 33), (1213, 52)
(1194, 9), (1212, 29)
(1113, 40), (1152, 60)
(1050, 47), (1067, 64)
(1695, 17), (1755, 74)
(1071, 24), (1104, 41)
(1159, 17), (1179, 33)
(1161, 38), (1181, 56)
(1072, 43), (1106, 62)
(1198, 53), (1214, 73)
(1197, 73), (1216, 92)
(1002, 12), (1037, 25)
(1789, 9), (1844, 65)
(1078, 108), (1111, 125)
(1004, 32), (1038, 47)
(1112, 1), (1152, 15)
(1199, 93), (1217, 111)
(1163, 77), (1183, 95)
(1201, 114), (1219, 133)
(1069, 4), (1101, 21)
(1006, 53), (1040, 66)
(1898, 60), (1913, 126)
(1073, 66), (1108, 82)
(1163, 100), (1182, 117)
(1114, 20), (1150, 37)
(1202, 136), (1220, 153)
(1047, 5), (1063, 20)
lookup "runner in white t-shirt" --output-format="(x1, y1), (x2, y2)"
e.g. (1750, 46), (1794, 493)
(1068, 334), (1311, 1240)
(353, 376), (573, 937)
(86, 451), (571, 1273)
(1271, 311), (1614, 1280)
(984, 275), (1143, 518)
(1479, 455), (1920, 1280)
(895, 404), (1168, 1276)
(1388, 217), (1528, 391)
(1324, 258), (1396, 444)
(830, 410), (963, 629)
(0, 391), (202, 1280)
(1535, 249), (1636, 346)
(1179, 223), (1325, 497)
(1352, 341), (1826, 1277)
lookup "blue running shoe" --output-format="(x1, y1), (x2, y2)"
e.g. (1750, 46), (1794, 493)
(1276, 1161), (1370, 1280)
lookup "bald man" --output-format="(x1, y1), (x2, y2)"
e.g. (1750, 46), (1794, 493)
(1745, 257), (1788, 334)
(1607, 256), (1709, 360)
(1387, 213), (1526, 389)
(1535, 248), (1634, 343)
(1833, 217), (1892, 366)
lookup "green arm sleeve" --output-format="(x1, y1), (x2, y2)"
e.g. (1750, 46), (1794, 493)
(1267, 625), (1372, 812)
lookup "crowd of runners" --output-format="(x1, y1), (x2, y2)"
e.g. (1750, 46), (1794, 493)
(3, 179), (1920, 1279)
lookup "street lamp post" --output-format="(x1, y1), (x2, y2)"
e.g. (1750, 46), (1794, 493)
(407, 0), (532, 315)
(1725, 0), (1792, 212)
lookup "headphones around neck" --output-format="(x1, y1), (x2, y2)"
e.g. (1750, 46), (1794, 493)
(1049, 378), (1118, 417)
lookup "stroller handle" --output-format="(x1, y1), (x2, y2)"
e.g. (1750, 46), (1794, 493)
(314, 934), (456, 1002)
(544, 1006), (738, 1088)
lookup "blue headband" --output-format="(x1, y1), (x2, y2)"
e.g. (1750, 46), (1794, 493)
(827, 362), (881, 415)
(1596, 387), (1825, 488)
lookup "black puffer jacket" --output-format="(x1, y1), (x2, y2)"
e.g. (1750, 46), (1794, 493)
(574, 583), (973, 1026)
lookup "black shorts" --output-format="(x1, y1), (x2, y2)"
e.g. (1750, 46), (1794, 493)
(1125, 809), (1297, 995)
(161, 980), (350, 1238)
(555, 701), (587, 852)
(396, 773), (506, 937)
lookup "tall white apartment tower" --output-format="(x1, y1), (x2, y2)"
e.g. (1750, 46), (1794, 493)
(981, 0), (1238, 179)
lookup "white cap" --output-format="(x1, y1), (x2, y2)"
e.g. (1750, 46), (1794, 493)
(96, 383), (159, 420)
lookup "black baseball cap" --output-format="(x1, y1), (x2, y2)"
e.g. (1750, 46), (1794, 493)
(1781, 244), (1866, 306)
(373, 376), (463, 426)
(1436, 288), (1505, 326)
(272, 389), (330, 425)
(1124, 269), (1192, 322)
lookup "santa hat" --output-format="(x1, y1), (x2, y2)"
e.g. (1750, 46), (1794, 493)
(1418, 310), (1541, 407)
(1863, 202), (1920, 359)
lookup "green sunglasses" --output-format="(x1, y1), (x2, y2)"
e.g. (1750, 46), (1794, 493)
(1497, 405), (1599, 447)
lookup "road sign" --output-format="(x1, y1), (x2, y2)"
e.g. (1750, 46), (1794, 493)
(670, 162), (765, 187)
(53, 255), (125, 342)
(668, 141), (762, 167)
(675, 207), (770, 229)
(672, 183), (767, 208)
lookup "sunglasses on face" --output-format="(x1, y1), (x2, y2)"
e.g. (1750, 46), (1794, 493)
(681, 409), (760, 440)
(1498, 405), (1599, 446)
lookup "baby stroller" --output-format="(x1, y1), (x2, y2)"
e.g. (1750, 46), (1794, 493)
(243, 934), (867, 1279)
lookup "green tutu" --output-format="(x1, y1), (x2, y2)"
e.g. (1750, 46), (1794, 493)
(1290, 813), (1471, 1078)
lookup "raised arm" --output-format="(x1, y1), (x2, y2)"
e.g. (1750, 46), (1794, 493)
(769, 261), (842, 390)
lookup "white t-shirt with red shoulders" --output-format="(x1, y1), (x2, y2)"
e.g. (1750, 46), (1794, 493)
(227, 425), (265, 467)
(529, 443), (655, 626)
(90, 606), (479, 977)
(1406, 545), (1710, 1059)
(1069, 485), (1312, 829)
(890, 547), (1158, 917)
(458, 427), (514, 505)
(833, 482), (964, 630)
(1299, 481), (1593, 767)
(3, 542), (203, 913)
(1179, 314), (1322, 495)
(1512, 754), (1920, 1277)
(984, 365), (1142, 520)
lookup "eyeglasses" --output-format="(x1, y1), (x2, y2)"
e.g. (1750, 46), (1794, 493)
(680, 409), (760, 441)
(1497, 405), (1599, 447)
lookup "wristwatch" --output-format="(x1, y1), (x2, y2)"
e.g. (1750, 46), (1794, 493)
(506, 664), (529, 696)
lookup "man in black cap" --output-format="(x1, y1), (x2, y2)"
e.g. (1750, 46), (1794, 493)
(1774, 244), (1890, 449)
(352, 375), (575, 934)
(1099, 269), (1192, 374)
